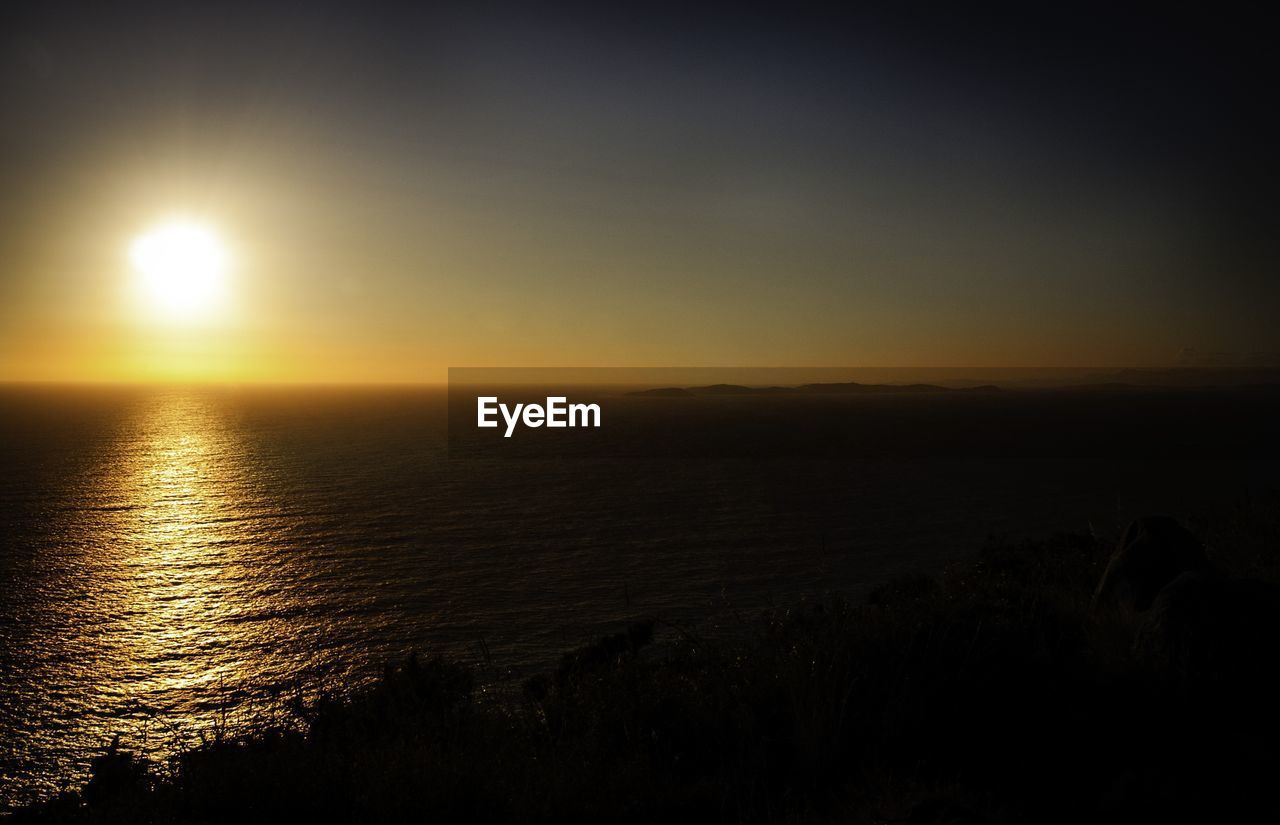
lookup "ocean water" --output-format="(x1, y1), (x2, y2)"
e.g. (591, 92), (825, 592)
(0, 385), (1265, 806)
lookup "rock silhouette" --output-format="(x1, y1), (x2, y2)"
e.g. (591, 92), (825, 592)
(1093, 516), (1209, 611)
(1134, 570), (1280, 693)
(1089, 516), (1280, 716)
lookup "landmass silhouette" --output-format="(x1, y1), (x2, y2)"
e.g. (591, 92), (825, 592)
(628, 381), (1001, 396)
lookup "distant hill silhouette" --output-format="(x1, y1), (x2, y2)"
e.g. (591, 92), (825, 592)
(627, 386), (696, 397)
(797, 381), (1000, 394)
(628, 382), (1001, 396)
(692, 383), (798, 395)
(1037, 367), (1280, 389)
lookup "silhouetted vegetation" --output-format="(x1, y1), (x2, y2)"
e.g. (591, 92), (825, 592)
(14, 498), (1280, 823)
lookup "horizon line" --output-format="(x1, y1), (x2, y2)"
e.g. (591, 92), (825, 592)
(3, 364), (1279, 390)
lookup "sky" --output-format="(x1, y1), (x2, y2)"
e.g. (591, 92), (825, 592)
(2, 2), (1277, 382)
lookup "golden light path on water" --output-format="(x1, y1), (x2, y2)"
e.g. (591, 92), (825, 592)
(8, 391), (321, 800)
(0, 386), (520, 807)
(108, 394), (255, 703)
(1, 387), (506, 806)
(73, 394), (280, 751)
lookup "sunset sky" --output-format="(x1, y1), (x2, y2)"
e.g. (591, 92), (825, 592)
(2, 3), (1277, 382)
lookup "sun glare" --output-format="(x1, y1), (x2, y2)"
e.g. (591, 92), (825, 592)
(130, 220), (229, 321)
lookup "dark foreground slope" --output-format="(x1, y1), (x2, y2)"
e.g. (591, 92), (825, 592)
(14, 503), (1280, 824)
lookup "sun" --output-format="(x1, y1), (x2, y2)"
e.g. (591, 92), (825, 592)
(130, 220), (229, 321)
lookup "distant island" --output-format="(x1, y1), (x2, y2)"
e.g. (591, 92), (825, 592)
(628, 382), (1001, 397)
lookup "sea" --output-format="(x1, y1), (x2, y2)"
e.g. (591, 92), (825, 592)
(0, 384), (1275, 807)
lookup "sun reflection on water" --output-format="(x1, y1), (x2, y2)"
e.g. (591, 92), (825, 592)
(84, 391), (282, 757)
(114, 398), (241, 696)
(2, 387), (452, 807)
(0, 388), (299, 805)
